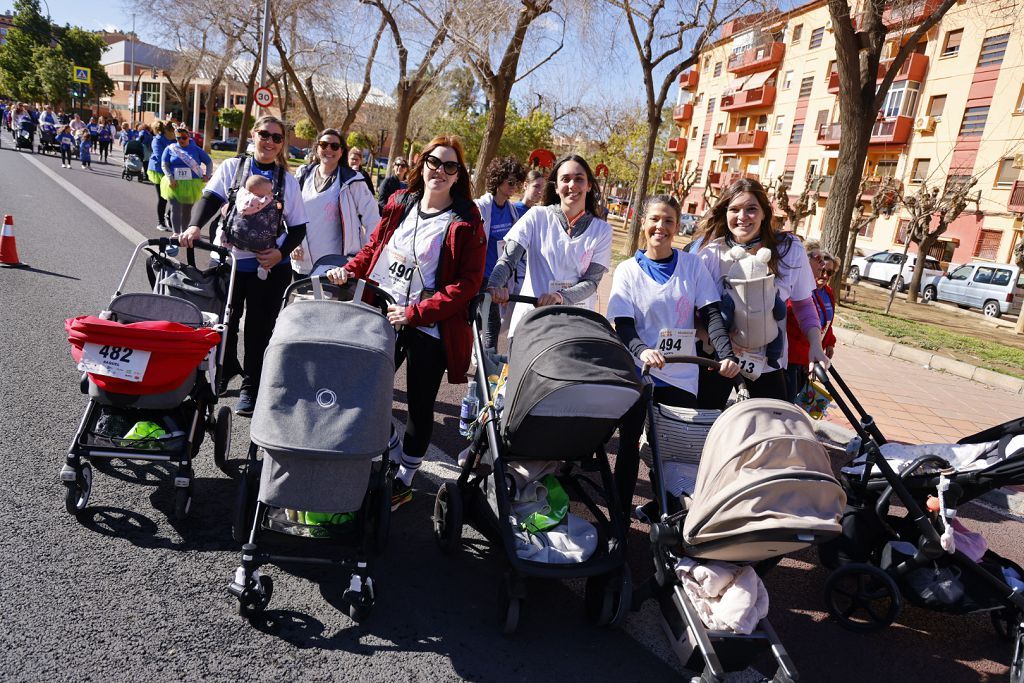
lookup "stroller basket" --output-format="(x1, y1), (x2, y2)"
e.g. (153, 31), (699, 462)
(645, 404), (719, 465)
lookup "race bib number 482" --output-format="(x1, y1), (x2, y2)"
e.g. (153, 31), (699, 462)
(78, 343), (151, 382)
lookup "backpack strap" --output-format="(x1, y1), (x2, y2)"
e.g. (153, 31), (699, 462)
(227, 154), (249, 204)
(274, 165), (287, 227)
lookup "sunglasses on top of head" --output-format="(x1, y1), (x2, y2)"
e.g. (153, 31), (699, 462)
(256, 129), (285, 144)
(318, 140), (342, 150)
(423, 155), (460, 176)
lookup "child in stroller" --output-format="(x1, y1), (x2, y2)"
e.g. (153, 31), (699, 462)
(228, 276), (397, 623)
(62, 237), (237, 521)
(432, 294), (642, 634)
(814, 364), (1024, 682)
(122, 138), (148, 182)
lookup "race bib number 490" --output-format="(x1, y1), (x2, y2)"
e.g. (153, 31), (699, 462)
(78, 343), (151, 382)
(657, 328), (696, 358)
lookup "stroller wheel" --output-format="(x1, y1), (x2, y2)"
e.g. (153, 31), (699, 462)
(346, 583), (375, 623)
(498, 575), (522, 635)
(64, 463), (93, 515)
(213, 405), (233, 474)
(824, 563), (901, 633)
(174, 483), (193, 521)
(432, 482), (463, 554)
(239, 574), (273, 620)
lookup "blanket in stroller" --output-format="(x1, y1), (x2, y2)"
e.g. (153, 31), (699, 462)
(842, 436), (1024, 477)
(67, 316), (220, 395)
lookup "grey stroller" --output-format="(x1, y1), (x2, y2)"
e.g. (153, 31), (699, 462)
(228, 277), (396, 622)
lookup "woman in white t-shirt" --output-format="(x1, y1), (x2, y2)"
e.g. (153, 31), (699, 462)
(607, 195), (739, 519)
(695, 178), (829, 409)
(487, 154), (612, 334)
(291, 128), (381, 277)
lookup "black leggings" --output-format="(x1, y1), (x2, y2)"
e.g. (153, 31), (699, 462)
(60, 148), (72, 165)
(225, 264), (292, 394)
(615, 384), (697, 517)
(155, 178), (168, 226)
(99, 140), (111, 160)
(394, 328), (447, 458)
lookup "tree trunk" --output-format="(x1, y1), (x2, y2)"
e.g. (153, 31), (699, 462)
(823, 115), (872, 292)
(907, 233), (937, 304)
(884, 235), (913, 315)
(235, 59), (260, 155)
(388, 86), (414, 171)
(626, 114), (662, 254)
(472, 78), (512, 196)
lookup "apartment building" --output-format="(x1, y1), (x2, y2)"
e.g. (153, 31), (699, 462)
(665, 0), (1024, 265)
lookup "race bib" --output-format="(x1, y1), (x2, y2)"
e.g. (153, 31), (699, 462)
(173, 167), (191, 181)
(736, 351), (766, 380)
(657, 328), (696, 358)
(78, 343), (151, 382)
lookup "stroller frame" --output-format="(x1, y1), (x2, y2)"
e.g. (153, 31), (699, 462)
(815, 364), (1024, 681)
(227, 277), (396, 623)
(642, 358), (800, 682)
(431, 294), (633, 634)
(60, 238), (237, 521)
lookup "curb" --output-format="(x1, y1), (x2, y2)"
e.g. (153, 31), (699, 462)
(832, 326), (1024, 395)
(812, 421), (1024, 517)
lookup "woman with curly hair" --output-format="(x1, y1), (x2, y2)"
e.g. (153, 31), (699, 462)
(475, 156), (527, 350)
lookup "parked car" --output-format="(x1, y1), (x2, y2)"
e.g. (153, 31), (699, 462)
(288, 145), (307, 160)
(922, 262), (1024, 318)
(679, 213), (700, 236)
(210, 137), (239, 151)
(848, 250), (943, 292)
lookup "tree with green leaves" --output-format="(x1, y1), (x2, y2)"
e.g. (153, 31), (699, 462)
(56, 27), (114, 101)
(32, 46), (73, 106)
(0, 0), (50, 100)
(218, 107), (244, 134)
(430, 102), (553, 169)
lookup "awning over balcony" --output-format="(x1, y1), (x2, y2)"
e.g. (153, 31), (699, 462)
(743, 70), (775, 90)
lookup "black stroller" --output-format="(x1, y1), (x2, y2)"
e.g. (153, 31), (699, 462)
(122, 139), (147, 182)
(643, 358), (846, 682)
(815, 365), (1024, 681)
(37, 123), (58, 154)
(432, 294), (641, 633)
(15, 117), (35, 151)
(62, 238), (237, 520)
(228, 277), (396, 622)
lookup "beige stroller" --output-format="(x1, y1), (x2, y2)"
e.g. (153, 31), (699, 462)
(644, 359), (846, 682)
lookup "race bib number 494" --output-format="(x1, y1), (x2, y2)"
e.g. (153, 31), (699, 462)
(78, 343), (151, 382)
(657, 328), (696, 358)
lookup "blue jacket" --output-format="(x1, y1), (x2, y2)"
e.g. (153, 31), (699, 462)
(56, 132), (75, 149)
(149, 134), (171, 173)
(160, 141), (212, 180)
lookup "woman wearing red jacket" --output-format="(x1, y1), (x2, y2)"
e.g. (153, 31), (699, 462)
(785, 242), (837, 401)
(327, 136), (485, 510)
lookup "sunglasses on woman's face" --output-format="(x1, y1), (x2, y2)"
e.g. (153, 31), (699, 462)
(318, 140), (341, 150)
(256, 130), (284, 144)
(820, 269), (835, 277)
(176, 134), (190, 140)
(423, 155), (460, 176)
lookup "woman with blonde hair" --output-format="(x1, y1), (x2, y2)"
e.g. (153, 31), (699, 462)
(148, 119), (175, 231)
(178, 115), (309, 416)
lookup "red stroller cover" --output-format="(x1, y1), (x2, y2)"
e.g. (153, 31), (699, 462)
(66, 316), (221, 395)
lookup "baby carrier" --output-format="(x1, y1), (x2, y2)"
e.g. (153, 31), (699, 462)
(221, 156), (286, 252)
(715, 244), (786, 375)
(228, 277), (396, 623)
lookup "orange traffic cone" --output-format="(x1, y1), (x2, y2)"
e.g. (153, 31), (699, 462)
(0, 214), (28, 268)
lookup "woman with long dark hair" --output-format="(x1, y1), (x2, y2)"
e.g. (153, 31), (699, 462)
(326, 136), (486, 510)
(694, 178), (828, 408)
(487, 154), (613, 337)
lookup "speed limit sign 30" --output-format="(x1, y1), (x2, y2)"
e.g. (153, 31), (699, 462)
(254, 87), (274, 108)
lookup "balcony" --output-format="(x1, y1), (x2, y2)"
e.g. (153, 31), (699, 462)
(1009, 180), (1024, 214)
(711, 171), (761, 188)
(827, 53), (930, 93)
(661, 170), (678, 185)
(862, 176), (904, 197)
(727, 42), (785, 75)
(666, 137), (687, 155)
(679, 70), (699, 90)
(672, 103), (694, 123)
(707, 171), (721, 186)
(818, 175), (835, 196)
(713, 129), (768, 152)
(883, 0), (942, 29)
(721, 85), (776, 112)
(817, 116), (913, 148)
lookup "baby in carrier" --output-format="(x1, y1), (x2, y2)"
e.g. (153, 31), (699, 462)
(221, 174), (279, 280)
(719, 245), (786, 376)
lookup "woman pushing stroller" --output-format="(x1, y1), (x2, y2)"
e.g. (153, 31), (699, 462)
(326, 135), (486, 511)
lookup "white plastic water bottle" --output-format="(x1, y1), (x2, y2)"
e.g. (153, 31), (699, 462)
(459, 381), (480, 437)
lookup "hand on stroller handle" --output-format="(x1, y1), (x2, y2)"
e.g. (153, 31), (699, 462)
(149, 236), (230, 259)
(641, 354), (720, 375)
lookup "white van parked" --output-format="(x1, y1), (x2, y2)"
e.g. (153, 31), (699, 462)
(922, 262), (1024, 318)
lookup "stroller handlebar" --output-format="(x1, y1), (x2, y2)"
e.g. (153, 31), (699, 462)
(282, 276), (396, 316)
(143, 237), (231, 260)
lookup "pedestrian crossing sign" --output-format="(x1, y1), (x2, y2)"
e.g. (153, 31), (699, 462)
(73, 66), (91, 84)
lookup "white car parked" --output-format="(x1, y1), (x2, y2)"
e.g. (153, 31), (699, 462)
(848, 250), (943, 292)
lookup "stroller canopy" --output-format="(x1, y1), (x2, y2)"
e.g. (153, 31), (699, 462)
(501, 306), (641, 460)
(683, 398), (846, 561)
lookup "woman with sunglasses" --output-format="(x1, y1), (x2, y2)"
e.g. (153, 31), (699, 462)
(487, 154), (613, 337)
(325, 136), (485, 510)
(178, 116), (309, 416)
(784, 241), (837, 401)
(377, 156), (409, 212)
(291, 128), (380, 278)
(160, 125), (212, 242)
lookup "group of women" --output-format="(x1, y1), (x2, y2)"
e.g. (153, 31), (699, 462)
(175, 115), (832, 517)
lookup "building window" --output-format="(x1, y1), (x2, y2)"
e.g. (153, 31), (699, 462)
(1016, 85), (1024, 114)
(881, 82), (920, 118)
(809, 27), (825, 49)
(703, 57), (710, 72)
(774, 114), (786, 134)
(713, 61), (723, 77)
(782, 169), (795, 186)
(959, 106), (990, 137)
(927, 95), (946, 117)
(789, 123), (804, 144)
(691, 126), (699, 139)
(978, 32), (1009, 67)
(233, 94), (246, 105)
(140, 82), (160, 113)
(859, 219), (875, 238)
(910, 159), (930, 184)
(737, 116), (749, 131)
(944, 173), (973, 200)
(941, 29), (963, 57)
(716, 123), (724, 135)
(995, 157), (1021, 187)
(755, 114), (768, 132)
(782, 70), (793, 90)
(875, 160), (898, 178)
(765, 159), (778, 180)
(707, 98), (715, 113)
(792, 24), (803, 43)
(894, 219), (912, 244)
(701, 133), (709, 148)
(974, 230), (1002, 260)
(798, 75), (814, 98)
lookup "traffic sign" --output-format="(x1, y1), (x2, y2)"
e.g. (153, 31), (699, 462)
(72, 66), (91, 84)
(254, 87), (274, 108)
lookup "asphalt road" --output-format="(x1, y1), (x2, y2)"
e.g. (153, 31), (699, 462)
(1, 141), (1021, 682)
